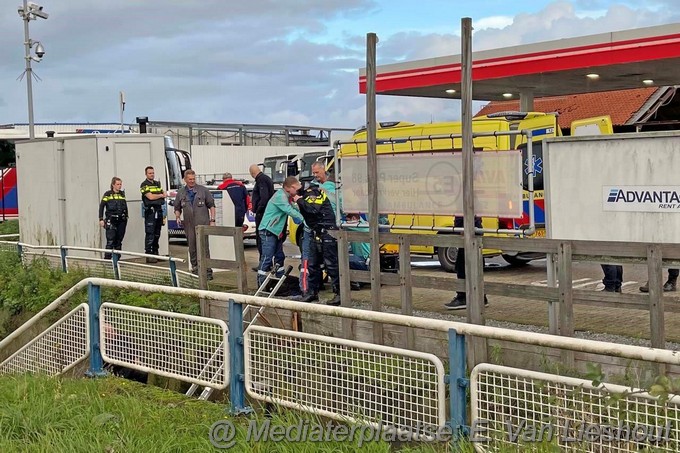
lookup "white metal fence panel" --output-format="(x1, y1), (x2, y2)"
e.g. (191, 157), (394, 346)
(66, 256), (115, 278)
(470, 364), (680, 452)
(244, 325), (446, 436)
(176, 269), (199, 289)
(0, 240), (18, 253)
(117, 261), (174, 286)
(100, 303), (228, 389)
(21, 245), (62, 269)
(0, 304), (89, 375)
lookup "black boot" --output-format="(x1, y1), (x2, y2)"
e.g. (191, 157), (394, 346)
(326, 294), (341, 306)
(664, 279), (677, 292)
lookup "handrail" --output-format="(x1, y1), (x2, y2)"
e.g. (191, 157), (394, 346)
(14, 242), (184, 263)
(2, 277), (680, 366)
(0, 279), (90, 350)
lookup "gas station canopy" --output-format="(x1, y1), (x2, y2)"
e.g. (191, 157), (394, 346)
(359, 23), (680, 101)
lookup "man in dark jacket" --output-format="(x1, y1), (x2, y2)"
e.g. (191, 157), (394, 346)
(444, 216), (488, 310)
(139, 166), (166, 263)
(249, 164), (275, 260)
(293, 183), (341, 306)
(217, 173), (249, 227)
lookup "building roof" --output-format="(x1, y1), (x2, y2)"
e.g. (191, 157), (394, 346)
(475, 87), (662, 128)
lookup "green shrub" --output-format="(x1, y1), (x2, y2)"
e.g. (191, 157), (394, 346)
(0, 220), (19, 235)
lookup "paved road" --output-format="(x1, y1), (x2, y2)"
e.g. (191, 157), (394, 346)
(168, 238), (680, 343)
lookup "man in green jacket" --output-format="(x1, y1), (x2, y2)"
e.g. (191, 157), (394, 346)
(257, 176), (305, 286)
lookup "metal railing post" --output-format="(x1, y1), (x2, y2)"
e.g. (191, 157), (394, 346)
(85, 282), (106, 377)
(111, 252), (120, 280)
(448, 328), (468, 439)
(169, 260), (178, 287)
(59, 246), (67, 273)
(228, 298), (253, 415)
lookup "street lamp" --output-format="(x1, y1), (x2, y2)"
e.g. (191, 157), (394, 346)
(17, 1), (49, 139)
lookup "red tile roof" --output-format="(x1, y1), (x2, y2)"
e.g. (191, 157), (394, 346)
(475, 88), (659, 129)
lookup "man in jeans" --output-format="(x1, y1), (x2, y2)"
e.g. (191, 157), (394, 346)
(250, 164), (275, 261)
(444, 216), (488, 310)
(257, 176), (305, 287)
(601, 264), (623, 293)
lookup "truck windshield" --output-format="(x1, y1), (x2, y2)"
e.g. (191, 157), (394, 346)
(299, 152), (325, 180)
(165, 149), (185, 190)
(263, 157), (289, 184)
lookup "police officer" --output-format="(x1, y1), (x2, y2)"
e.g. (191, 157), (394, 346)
(140, 166), (166, 263)
(99, 177), (128, 259)
(294, 181), (341, 306)
(297, 162), (337, 296)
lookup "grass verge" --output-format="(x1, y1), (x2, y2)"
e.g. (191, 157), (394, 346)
(0, 374), (455, 452)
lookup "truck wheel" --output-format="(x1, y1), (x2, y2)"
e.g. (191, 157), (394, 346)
(437, 246), (458, 273)
(502, 254), (532, 266)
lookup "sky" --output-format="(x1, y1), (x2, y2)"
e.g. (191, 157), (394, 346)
(0, 0), (677, 130)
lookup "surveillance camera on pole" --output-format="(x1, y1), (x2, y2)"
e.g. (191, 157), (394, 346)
(33, 41), (45, 58)
(27, 2), (49, 19)
(18, 1), (49, 139)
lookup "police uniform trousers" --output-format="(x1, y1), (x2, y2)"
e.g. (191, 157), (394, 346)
(105, 217), (127, 259)
(144, 206), (163, 255)
(300, 228), (340, 295)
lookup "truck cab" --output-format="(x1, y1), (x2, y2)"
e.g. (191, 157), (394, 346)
(262, 153), (301, 186)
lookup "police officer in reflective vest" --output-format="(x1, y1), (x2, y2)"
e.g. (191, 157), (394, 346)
(294, 183), (341, 306)
(140, 166), (166, 263)
(99, 177), (128, 259)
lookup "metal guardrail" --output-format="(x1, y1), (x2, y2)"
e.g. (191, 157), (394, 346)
(117, 261), (174, 285)
(244, 325), (446, 435)
(100, 303), (229, 389)
(175, 269), (200, 289)
(66, 256), (116, 279)
(0, 304), (89, 376)
(4, 278), (680, 440)
(0, 239), (19, 253)
(470, 363), (680, 452)
(0, 240), (188, 288)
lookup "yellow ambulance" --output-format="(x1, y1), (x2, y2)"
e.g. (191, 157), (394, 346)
(291, 112), (610, 272)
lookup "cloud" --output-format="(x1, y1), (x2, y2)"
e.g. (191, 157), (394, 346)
(473, 2), (679, 51)
(1, 1), (678, 129)
(474, 16), (515, 31)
